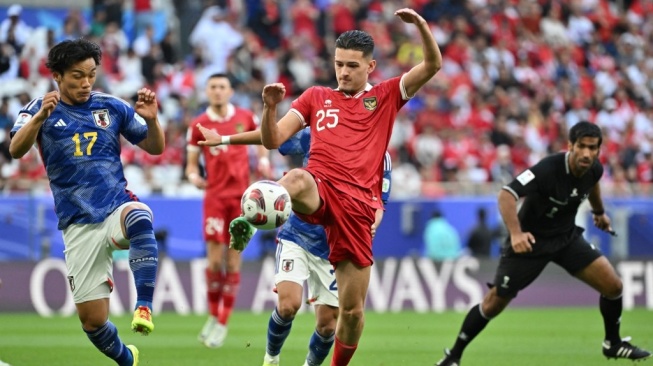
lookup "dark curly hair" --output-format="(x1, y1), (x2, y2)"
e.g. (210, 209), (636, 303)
(335, 30), (375, 58)
(45, 38), (102, 75)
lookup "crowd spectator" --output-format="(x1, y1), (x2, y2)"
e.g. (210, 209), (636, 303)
(423, 209), (462, 261)
(1, 0), (653, 196)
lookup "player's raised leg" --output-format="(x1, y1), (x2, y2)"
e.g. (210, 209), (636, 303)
(122, 205), (158, 335)
(230, 169), (320, 251)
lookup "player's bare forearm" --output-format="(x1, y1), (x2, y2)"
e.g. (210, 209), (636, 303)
(232, 130), (263, 145)
(260, 103), (283, 149)
(498, 189), (522, 237)
(588, 183), (605, 214)
(138, 118), (165, 155)
(9, 119), (43, 158)
(400, 10), (442, 97)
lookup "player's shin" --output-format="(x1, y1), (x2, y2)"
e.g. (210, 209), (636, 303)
(306, 329), (335, 365)
(84, 321), (134, 366)
(218, 272), (240, 325)
(266, 307), (294, 356)
(126, 209), (158, 310)
(449, 304), (491, 358)
(600, 295), (623, 344)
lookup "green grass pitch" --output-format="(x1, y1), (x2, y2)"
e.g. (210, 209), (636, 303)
(0, 308), (651, 365)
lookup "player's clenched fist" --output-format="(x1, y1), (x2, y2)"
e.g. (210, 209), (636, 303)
(394, 8), (424, 24)
(36, 91), (60, 121)
(262, 83), (286, 107)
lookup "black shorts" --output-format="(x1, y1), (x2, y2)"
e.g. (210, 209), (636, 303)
(492, 230), (603, 298)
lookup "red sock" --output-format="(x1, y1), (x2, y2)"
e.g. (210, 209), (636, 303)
(218, 272), (240, 325)
(331, 337), (357, 366)
(206, 269), (223, 318)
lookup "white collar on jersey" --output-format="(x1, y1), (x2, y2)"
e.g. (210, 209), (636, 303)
(565, 151), (570, 174)
(335, 83), (373, 98)
(206, 103), (235, 122)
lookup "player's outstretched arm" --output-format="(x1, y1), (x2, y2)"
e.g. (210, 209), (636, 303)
(10, 91), (60, 159)
(260, 83), (303, 150)
(197, 125), (263, 146)
(135, 88), (165, 155)
(396, 8), (442, 98)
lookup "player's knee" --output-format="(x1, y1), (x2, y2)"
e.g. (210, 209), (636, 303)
(316, 322), (336, 337)
(279, 169), (310, 196)
(338, 306), (364, 325)
(277, 301), (300, 319)
(123, 206), (154, 239)
(482, 289), (509, 318)
(603, 278), (623, 299)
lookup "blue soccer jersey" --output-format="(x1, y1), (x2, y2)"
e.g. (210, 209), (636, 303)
(11, 92), (148, 229)
(277, 128), (392, 260)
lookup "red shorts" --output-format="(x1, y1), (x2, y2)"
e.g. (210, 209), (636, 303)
(203, 195), (242, 244)
(295, 177), (376, 267)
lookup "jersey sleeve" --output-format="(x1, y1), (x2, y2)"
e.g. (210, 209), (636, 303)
(377, 76), (410, 110)
(279, 128), (310, 157)
(503, 160), (549, 200)
(119, 104), (148, 145)
(289, 87), (314, 127)
(381, 151), (392, 204)
(10, 98), (42, 138)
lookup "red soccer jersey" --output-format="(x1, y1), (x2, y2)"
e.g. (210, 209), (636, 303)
(187, 104), (258, 197)
(290, 75), (408, 209)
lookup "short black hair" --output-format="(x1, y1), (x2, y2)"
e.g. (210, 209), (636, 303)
(569, 121), (603, 147)
(45, 38), (102, 75)
(207, 73), (231, 84)
(335, 30), (375, 58)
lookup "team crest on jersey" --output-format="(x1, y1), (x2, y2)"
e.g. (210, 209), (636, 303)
(282, 259), (294, 272)
(363, 97), (377, 111)
(236, 123), (244, 133)
(92, 109), (111, 128)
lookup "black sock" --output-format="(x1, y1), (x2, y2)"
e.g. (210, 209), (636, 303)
(600, 295), (622, 344)
(449, 304), (491, 357)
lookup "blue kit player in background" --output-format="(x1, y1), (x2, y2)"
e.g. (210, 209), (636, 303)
(263, 127), (393, 366)
(9, 39), (164, 366)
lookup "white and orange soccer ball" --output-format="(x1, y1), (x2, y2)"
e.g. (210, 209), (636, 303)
(240, 180), (292, 230)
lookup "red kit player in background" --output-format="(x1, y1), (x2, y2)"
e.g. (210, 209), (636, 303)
(198, 8), (442, 365)
(186, 73), (270, 348)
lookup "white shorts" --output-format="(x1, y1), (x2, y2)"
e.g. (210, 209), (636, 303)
(62, 202), (151, 303)
(275, 239), (338, 307)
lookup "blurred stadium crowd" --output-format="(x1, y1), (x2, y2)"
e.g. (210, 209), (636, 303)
(0, 0), (652, 198)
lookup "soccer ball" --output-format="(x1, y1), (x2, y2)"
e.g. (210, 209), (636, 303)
(240, 180), (292, 230)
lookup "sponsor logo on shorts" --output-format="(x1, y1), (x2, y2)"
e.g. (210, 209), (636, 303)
(67, 276), (75, 291)
(282, 259), (294, 272)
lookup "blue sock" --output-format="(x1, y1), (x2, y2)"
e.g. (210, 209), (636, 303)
(125, 209), (158, 310)
(266, 307), (293, 356)
(306, 329), (335, 365)
(84, 321), (133, 366)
